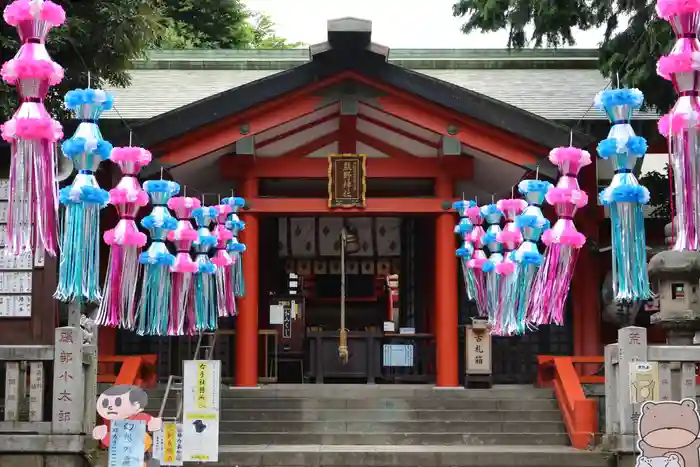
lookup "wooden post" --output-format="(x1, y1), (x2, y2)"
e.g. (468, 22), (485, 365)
(83, 344), (98, 433)
(616, 326), (647, 439)
(52, 327), (84, 434)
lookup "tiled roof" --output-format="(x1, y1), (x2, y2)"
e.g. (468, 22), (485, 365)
(103, 49), (658, 122)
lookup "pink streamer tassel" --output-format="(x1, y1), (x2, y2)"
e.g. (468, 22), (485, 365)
(527, 244), (580, 325)
(224, 267), (237, 315)
(95, 246), (140, 329)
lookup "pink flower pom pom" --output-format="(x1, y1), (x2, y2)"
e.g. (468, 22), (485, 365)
(103, 229), (147, 247)
(0, 116), (62, 142)
(168, 197), (201, 211)
(167, 229), (199, 242)
(3, 0), (66, 26)
(110, 146), (152, 165)
(108, 188), (149, 206)
(658, 112), (692, 137)
(214, 204), (233, 222)
(211, 253), (233, 268)
(656, 0), (700, 19)
(214, 226), (233, 242)
(496, 229), (522, 244)
(1, 58), (63, 85)
(496, 198), (527, 213)
(171, 260), (199, 274)
(466, 206), (481, 218)
(468, 257), (487, 269)
(495, 261), (516, 275)
(546, 188), (589, 208)
(542, 229), (586, 248)
(549, 147), (592, 166)
(657, 52), (694, 80)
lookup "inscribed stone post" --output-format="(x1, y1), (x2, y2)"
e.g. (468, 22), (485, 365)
(616, 326), (647, 437)
(52, 327), (84, 434)
(604, 344), (618, 434)
(28, 362), (44, 422)
(4, 361), (19, 421)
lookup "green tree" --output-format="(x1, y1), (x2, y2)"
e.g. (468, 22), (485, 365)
(452, 0), (675, 114)
(243, 12), (304, 49)
(1, 0), (163, 121)
(639, 166), (672, 220)
(158, 0), (251, 49)
(1, 1), (302, 122)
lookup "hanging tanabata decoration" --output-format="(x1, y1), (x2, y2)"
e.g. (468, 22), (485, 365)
(136, 180), (180, 336)
(167, 197), (200, 336)
(495, 198), (527, 336)
(514, 180), (552, 329)
(224, 197), (246, 299)
(96, 147), (151, 330)
(190, 206), (218, 333)
(595, 88), (652, 301)
(1, 0), (66, 256)
(212, 204), (235, 317)
(453, 200), (479, 306)
(481, 204), (504, 323)
(660, 0), (700, 251)
(528, 146), (590, 326)
(465, 203), (487, 316)
(54, 89), (113, 303)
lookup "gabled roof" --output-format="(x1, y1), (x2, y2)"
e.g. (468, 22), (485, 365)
(118, 18), (593, 150)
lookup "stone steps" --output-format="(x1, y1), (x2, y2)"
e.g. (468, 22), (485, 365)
(209, 444), (609, 467)
(147, 384), (607, 466)
(218, 420), (567, 433)
(158, 408), (564, 422)
(216, 432), (571, 445)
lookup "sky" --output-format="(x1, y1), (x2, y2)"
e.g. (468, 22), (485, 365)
(244, 0), (607, 49)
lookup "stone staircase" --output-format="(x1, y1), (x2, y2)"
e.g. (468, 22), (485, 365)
(149, 384), (608, 467)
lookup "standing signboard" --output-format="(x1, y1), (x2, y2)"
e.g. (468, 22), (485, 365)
(108, 419), (147, 467)
(182, 360), (220, 462)
(464, 319), (492, 387)
(154, 422), (184, 466)
(629, 361), (659, 404)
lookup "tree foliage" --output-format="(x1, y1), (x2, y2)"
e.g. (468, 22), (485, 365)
(639, 165), (672, 220)
(452, 0), (676, 113)
(1, 0), (301, 122)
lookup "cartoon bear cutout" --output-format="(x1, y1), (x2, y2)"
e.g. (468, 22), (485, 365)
(637, 399), (700, 467)
(637, 454), (683, 467)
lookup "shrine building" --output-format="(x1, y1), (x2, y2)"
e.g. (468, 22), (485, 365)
(27, 18), (669, 386)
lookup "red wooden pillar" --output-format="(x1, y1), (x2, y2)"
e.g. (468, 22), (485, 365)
(435, 173), (459, 387)
(236, 177), (259, 386)
(572, 154), (602, 363)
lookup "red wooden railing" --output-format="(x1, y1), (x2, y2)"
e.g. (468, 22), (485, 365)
(536, 356), (599, 449)
(98, 354), (158, 387)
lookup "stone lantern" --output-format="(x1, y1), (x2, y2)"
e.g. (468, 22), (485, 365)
(647, 245), (700, 345)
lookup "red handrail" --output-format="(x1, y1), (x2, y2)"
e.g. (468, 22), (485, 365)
(537, 355), (599, 449)
(98, 354), (158, 387)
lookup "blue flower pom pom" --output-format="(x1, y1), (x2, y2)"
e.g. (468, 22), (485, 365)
(192, 206), (219, 226)
(594, 88), (644, 110)
(61, 137), (113, 161)
(482, 232), (498, 245)
(597, 138), (618, 159)
(198, 263), (216, 274)
(599, 185), (650, 206)
(482, 260), (495, 273)
(518, 179), (552, 195)
(59, 186), (109, 206)
(516, 215), (550, 230)
(64, 88), (115, 111)
(520, 251), (542, 266)
(480, 204), (503, 217)
(627, 136), (648, 156)
(140, 251), (175, 267)
(141, 214), (177, 231)
(144, 180), (181, 196)
(223, 196), (246, 208)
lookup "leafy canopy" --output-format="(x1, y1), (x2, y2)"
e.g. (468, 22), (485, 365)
(452, 0), (675, 113)
(0, 0), (301, 121)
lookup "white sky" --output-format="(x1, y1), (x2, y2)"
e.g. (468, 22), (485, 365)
(245, 0), (607, 49)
